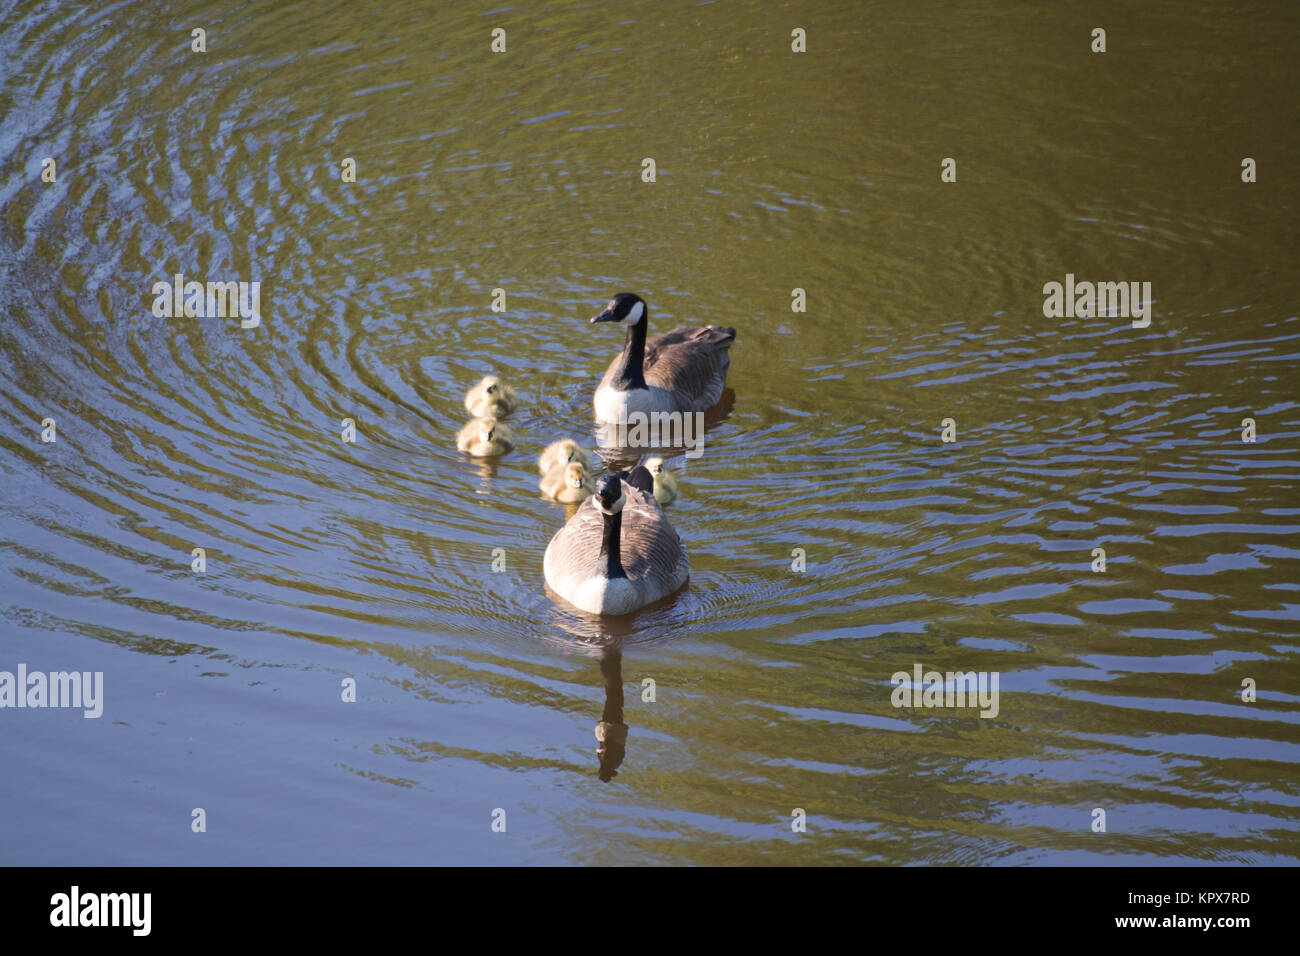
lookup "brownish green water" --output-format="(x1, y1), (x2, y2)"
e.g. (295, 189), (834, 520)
(1, 0), (1298, 865)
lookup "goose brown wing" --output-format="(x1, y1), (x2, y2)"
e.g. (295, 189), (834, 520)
(642, 325), (736, 411)
(544, 496), (603, 593)
(617, 486), (686, 583)
(544, 483), (686, 595)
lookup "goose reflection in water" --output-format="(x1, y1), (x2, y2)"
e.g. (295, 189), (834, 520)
(594, 388), (735, 473)
(595, 646), (627, 782)
(545, 593), (688, 783)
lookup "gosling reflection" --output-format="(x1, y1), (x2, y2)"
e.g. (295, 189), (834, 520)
(465, 456), (501, 483)
(595, 644), (627, 781)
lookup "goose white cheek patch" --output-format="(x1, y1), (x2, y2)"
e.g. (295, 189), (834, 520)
(624, 301), (644, 324)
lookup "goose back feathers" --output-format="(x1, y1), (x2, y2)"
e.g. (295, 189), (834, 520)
(543, 472), (689, 614)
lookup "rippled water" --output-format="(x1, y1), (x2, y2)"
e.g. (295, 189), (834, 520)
(2, 0), (1298, 865)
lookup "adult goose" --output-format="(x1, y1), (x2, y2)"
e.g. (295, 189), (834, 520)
(590, 293), (735, 423)
(543, 468), (689, 615)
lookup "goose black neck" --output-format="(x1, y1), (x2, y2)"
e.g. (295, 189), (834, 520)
(598, 506), (627, 580)
(609, 315), (648, 390)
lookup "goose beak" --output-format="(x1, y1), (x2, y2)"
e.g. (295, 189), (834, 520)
(590, 308), (617, 324)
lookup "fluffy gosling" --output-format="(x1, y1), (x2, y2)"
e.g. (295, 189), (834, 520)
(464, 375), (517, 419)
(540, 460), (595, 503)
(537, 438), (596, 475)
(457, 418), (514, 457)
(644, 456), (678, 504)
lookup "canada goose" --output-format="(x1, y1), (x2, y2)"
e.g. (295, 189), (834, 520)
(590, 293), (736, 423)
(643, 457), (678, 504)
(464, 375), (517, 419)
(540, 460), (595, 503)
(544, 469), (689, 615)
(537, 438), (596, 475)
(456, 418), (514, 457)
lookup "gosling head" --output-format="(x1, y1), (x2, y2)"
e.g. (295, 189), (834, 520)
(595, 474), (626, 515)
(478, 375), (504, 396)
(644, 456), (666, 476)
(591, 292), (646, 326)
(480, 421), (498, 443)
(565, 461), (587, 489)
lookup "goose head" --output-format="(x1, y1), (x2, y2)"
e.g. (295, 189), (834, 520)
(594, 474), (626, 515)
(591, 292), (646, 326)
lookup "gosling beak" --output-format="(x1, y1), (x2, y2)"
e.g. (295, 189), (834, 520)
(590, 307), (617, 324)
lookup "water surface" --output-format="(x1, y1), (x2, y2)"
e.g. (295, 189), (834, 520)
(1, 0), (1298, 865)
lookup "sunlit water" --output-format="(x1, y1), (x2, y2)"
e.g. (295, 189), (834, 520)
(2, 0), (1298, 865)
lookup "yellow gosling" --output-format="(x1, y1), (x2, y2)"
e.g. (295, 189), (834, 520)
(537, 438), (596, 474)
(643, 456), (678, 504)
(456, 418), (514, 457)
(464, 375), (517, 419)
(540, 460), (595, 503)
